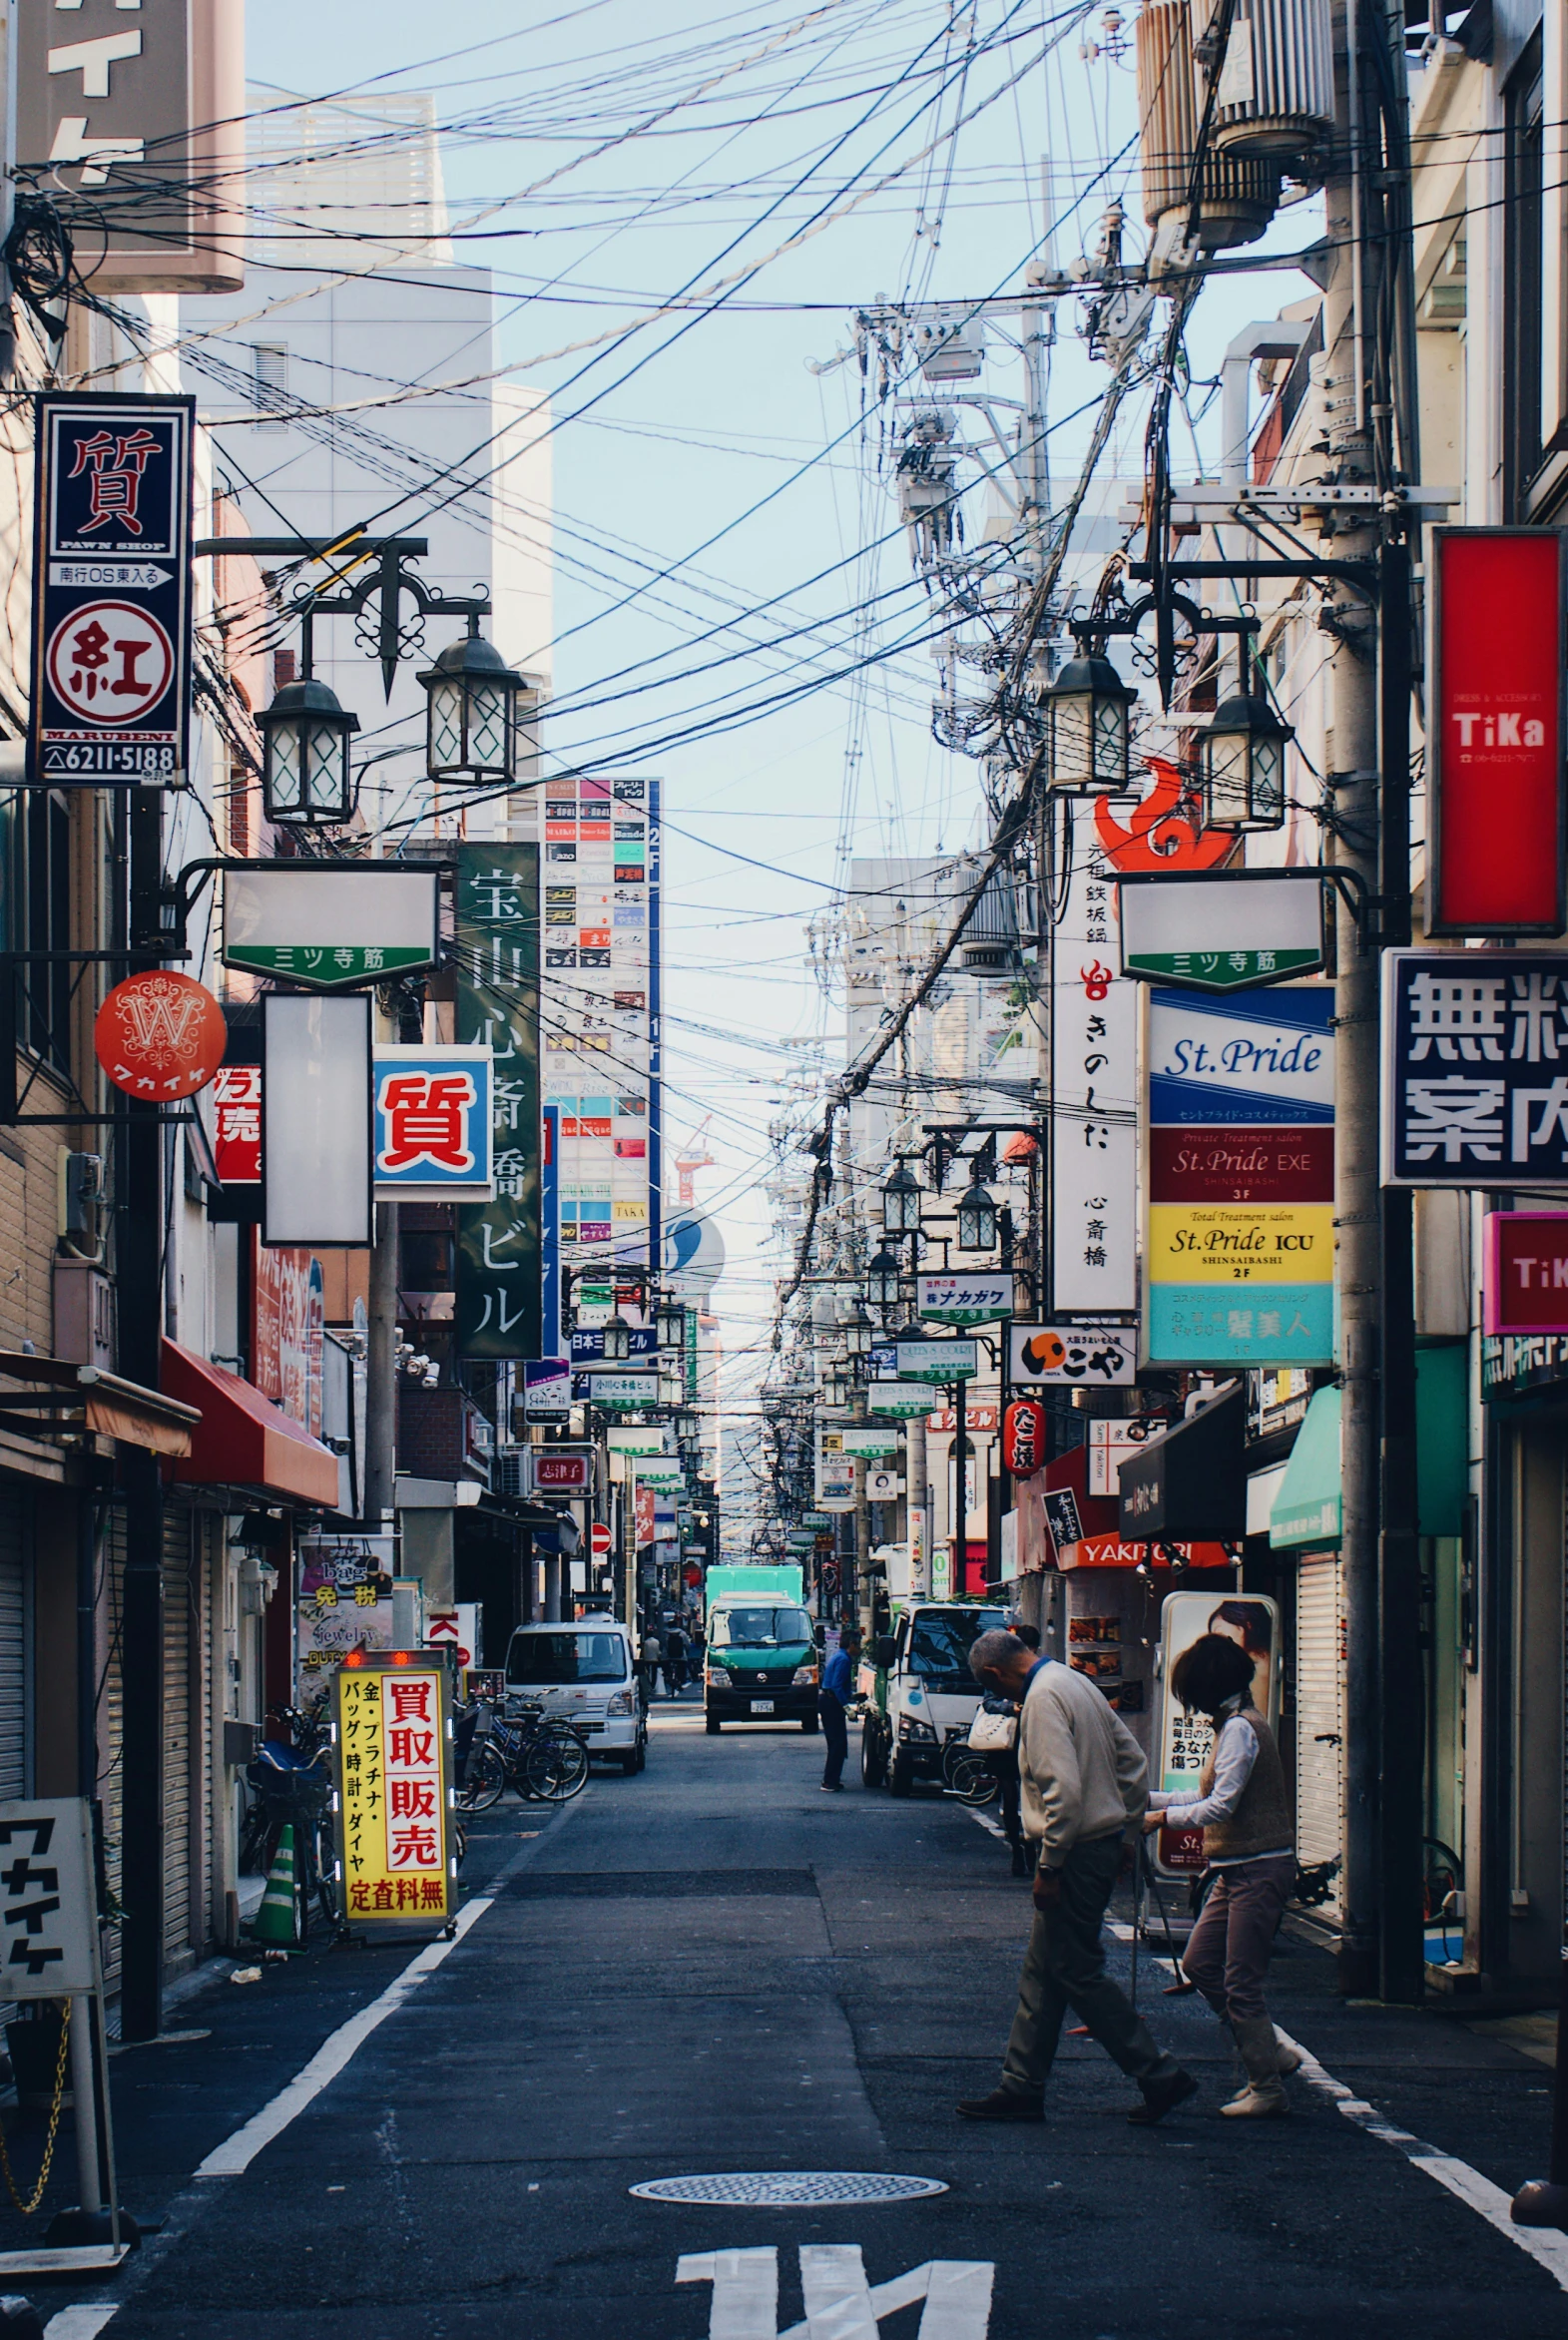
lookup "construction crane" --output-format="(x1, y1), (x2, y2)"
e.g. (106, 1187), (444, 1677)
(674, 1116), (716, 1210)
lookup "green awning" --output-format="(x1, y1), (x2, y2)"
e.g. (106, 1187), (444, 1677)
(1270, 1385), (1341, 1548)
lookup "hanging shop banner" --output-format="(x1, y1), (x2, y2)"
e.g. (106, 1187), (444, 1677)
(1427, 529), (1567, 937)
(16, 0), (245, 295)
(1482, 1212), (1568, 1336)
(915, 1272), (1015, 1326)
(1002, 1399), (1046, 1477)
(211, 1062), (261, 1184)
(29, 393), (194, 785)
(1382, 950), (1568, 1187)
(222, 864), (440, 989)
(1008, 1320), (1136, 1386)
(372, 1046), (494, 1201)
(296, 1534), (395, 1677)
(522, 1359), (572, 1422)
(1117, 871), (1325, 990)
(1088, 1416), (1170, 1496)
(333, 1655), (455, 1927)
(605, 1425), (671, 1456)
(94, 970), (225, 1098)
(527, 1448), (593, 1495)
(831, 1424), (902, 1459)
(572, 1326), (656, 1363)
(1145, 985), (1335, 1367)
(573, 1371), (659, 1410)
(893, 1338), (979, 1384)
(454, 847), (542, 1359)
(1050, 802), (1139, 1314)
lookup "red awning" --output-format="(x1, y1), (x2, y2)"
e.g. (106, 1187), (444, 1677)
(161, 1341), (340, 1508)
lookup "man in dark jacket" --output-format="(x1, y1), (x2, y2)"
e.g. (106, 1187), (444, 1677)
(818, 1628), (860, 1792)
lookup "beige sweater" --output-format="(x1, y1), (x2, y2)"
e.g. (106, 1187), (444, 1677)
(1017, 1659), (1149, 1869)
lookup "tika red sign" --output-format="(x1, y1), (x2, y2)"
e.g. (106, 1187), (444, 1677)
(94, 971), (225, 1098)
(211, 1063), (261, 1183)
(1002, 1400), (1046, 1478)
(1483, 1210), (1568, 1335)
(1430, 529), (1567, 936)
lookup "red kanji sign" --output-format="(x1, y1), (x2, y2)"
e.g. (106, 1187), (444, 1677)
(94, 971), (226, 1098)
(46, 600), (174, 724)
(1002, 1399), (1047, 1478)
(212, 1063), (261, 1183)
(67, 428), (163, 534)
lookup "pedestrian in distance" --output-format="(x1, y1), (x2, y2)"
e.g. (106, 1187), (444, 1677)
(1143, 1630), (1300, 2119)
(818, 1627), (861, 1792)
(957, 1628), (1197, 2129)
(666, 1620), (689, 1696)
(642, 1625), (663, 1700)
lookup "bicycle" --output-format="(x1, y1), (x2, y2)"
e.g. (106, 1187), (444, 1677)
(455, 1700), (589, 1809)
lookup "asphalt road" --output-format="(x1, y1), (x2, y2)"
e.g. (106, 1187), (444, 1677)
(13, 1699), (1568, 2337)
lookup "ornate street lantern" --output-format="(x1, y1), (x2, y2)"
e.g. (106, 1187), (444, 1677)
(956, 1175), (998, 1252)
(657, 1297), (685, 1351)
(418, 622), (527, 786)
(602, 1310), (632, 1365)
(881, 1158), (922, 1235)
(865, 1249), (902, 1308)
(1200, 681), (1292, 832)
(841, 1301), (872, 1358)
(1042, 650), (1136, 796)
(259, 678), (359, 826)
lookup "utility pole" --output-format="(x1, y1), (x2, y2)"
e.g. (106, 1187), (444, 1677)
(364, 1200), (398, 1530)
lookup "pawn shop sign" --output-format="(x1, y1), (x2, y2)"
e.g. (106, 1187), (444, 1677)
(95, 970), (226, 1098)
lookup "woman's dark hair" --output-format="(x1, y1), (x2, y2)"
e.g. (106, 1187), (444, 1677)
(1208, 1598), (1273, 1655)
(1171, 1632), (1256, 1718)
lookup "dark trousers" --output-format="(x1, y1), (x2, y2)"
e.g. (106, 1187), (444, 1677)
(1002, 1832), (1179, 2094)
(819, 1693), (848, 1786)
(1181, 1852), (1295, 2024)
(991, 1748), (1021, 1845)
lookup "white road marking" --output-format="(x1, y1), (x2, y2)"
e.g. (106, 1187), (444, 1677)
(44, 2313), (120, 2339)
(681, 2248), (994, 2339)
(1276, 2028), (1568, 2291)
(195, 1894), (493, 2177)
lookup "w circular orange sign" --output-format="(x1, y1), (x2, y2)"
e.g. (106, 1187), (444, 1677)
(94, 971), (227, 1099)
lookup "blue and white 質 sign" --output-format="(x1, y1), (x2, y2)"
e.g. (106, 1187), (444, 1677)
(373, 1045), (493, 1200)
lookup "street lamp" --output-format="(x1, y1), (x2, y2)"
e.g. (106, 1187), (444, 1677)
(602, 1310), (633, 1365)
(881, 1159), (922, 1235)
(1042, 649), (1137, 797)
(865, 1248), (902, 1308)
(1199, 674), (1292, 832)
(821, 1366), (847, 1408)
(657, 1297), (685, 1351)
(659, 1365), (683, 1407)
(956, 1174), (998, 1252)
(418, 618), (529, 785)
(842, 1300), (872, 1358)
(677, 1408), (699, 1443)
(259, 677), (360, 826)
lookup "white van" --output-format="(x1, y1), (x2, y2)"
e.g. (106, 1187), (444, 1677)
(502, 1621), (647, 1774)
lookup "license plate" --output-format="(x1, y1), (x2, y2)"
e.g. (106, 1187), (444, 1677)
(750, 1699), (775, 1714)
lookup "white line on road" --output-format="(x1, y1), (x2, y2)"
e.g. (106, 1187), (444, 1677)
(1275, 2027), (1568, 2292)
(679, 2246), (994, 2339)
(43, 2312), (120, 2339)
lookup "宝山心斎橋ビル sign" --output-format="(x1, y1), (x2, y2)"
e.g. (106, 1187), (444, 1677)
(915, 1272), (1015, 1326)
(1117, 870), (1325, 990)
(222, 864), (441, 989)
(1008, 1321), (1136, 1386)
(333, 1656), (454, 1926)
(454, 847), (541, 1358)
(373, 1047), (493, 1200)
(1145, 984), (1334, 1367)
(1382, 951), (1568, 1188)
(29, 394), (194, 785)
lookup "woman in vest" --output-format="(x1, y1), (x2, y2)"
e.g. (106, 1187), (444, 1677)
(1144, 1631), (1300, 2119)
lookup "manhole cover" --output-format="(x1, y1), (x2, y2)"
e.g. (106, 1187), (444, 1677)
(629, 2173), (948, 2207)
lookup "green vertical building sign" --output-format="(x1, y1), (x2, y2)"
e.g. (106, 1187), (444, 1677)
(454, 845), (541, 1359)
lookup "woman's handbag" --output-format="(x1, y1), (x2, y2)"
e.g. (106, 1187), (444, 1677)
(966, 1706), (1017, 1754)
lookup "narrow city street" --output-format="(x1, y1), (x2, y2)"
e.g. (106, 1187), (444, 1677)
(20, 1710), (1567, 2340)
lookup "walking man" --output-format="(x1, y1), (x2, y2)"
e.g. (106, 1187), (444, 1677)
(956, 1628), (1196, 2127)
(818, 1627), (860, 1793)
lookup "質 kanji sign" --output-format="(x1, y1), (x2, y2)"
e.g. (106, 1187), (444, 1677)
(333, 1656), (455, 1928)
(373, 1046), (494, 1200)
(29, 394), (193, 784)
(1382, 950), (1568, 1187)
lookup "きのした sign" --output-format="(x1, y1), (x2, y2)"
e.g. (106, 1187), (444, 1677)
(372, 1047), (493, 1200)
(333, 1659), (454, 1926)
(1051, 803), (1138, 1313)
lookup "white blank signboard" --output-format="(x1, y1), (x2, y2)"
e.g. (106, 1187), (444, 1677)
(262, 992), (372, 1246)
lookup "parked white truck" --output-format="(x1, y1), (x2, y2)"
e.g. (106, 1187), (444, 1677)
(858, 1599), (1009, 1794)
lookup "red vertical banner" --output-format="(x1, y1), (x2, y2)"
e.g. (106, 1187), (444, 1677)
(1429, 528), (1567, 935)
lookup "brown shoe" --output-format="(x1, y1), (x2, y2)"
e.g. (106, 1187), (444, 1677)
(956, 2087), (1045, 2122)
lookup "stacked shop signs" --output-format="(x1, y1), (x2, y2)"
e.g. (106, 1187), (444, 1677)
(540, 775), (662, 1287)
(1145, 985), (1335, 1367)
(1051, 805), (1138, 1315)
(453, 847), (541, 1358)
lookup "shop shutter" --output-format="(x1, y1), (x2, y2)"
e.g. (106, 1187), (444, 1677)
(0, 1487), (30, 1803)
(99, 1504), (127, 1997)
(163, 1507), (194, 1970)
(1295, 1550), (1344, 1915)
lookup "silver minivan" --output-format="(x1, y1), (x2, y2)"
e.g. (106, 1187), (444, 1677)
(502, 1622), (647, 1774)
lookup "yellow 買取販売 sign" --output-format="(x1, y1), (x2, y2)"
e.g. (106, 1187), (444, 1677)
(333, 1658), (454, 1927)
